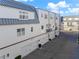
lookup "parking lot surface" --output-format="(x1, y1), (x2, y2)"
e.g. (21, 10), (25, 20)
(23, 32), (79, 59)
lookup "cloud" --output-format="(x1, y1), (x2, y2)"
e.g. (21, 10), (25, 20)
(68, 8), (79, 14)
(65, 11), (69, 14)
(57, 1), (70, 8)
(47, 1), (70, 14)
(15, 0), (34, 2)
(60, 11), (64, 14)
(35, 7), (38, 8)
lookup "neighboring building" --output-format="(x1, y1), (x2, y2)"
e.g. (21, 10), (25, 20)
(63, 16), (79, 32)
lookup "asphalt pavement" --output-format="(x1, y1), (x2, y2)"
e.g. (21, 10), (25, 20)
(23, 32), (79, 59)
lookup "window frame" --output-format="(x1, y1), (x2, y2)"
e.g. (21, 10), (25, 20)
(41, 25), (44, 30)
(45, 14), (48, 19)
(17, 29), (21, 36)
(22, 28), (25, 35)
(31, 27), (33, 32)
(17, 28), (25, 36)
(67, 22), (73, 26)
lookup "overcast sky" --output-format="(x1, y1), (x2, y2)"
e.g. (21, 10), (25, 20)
(15, 0), (79, 16)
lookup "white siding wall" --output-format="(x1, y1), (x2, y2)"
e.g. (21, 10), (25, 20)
(0, 24), (42, 48)
(37, 9), (48, 33)
(0, 6), (19, 19)
(0, 6), (60, 59)
(73, 22), (78, 26)
(48, 12), (55, 39)
(0, 6), (35, 20)
(49, 12), (55, 29)
(55, 14), (60, 36)
(0, 23), (49, 59)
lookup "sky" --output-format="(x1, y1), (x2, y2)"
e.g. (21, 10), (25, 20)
(15, 0), (79, 16)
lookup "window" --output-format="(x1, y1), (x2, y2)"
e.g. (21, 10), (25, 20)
(20, 15), (28, 19)
(41, 13), (43, 17)
(23, 15), (25, 19)
(22, 28), (25, 35)
(20, 15), (23, 19)
(67, 22), (73, 26)
(19, 11), (22, 13)
(45, 14), (47, 19)
(17, 28), (25, 36)
(50, 17), (53, 19)
(23, 12), (25, 14)
(55, 27), (57, 30)
(31, 27), (33, 32)
(41, 25), (44, 30)
(19, 11), (28, 19)
(17, 29), (21, 36)
(53, 26), (54, 28)
(7, 53), (10, 57)
(56, 17), (58, 20)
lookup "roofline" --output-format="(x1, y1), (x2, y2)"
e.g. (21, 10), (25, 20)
(14, 0), (35, 9)
(36, 8), (58, 14)
(0, 0), (35, 11)
(63, 15), (79, 17)
(64, 20), (79, 22)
